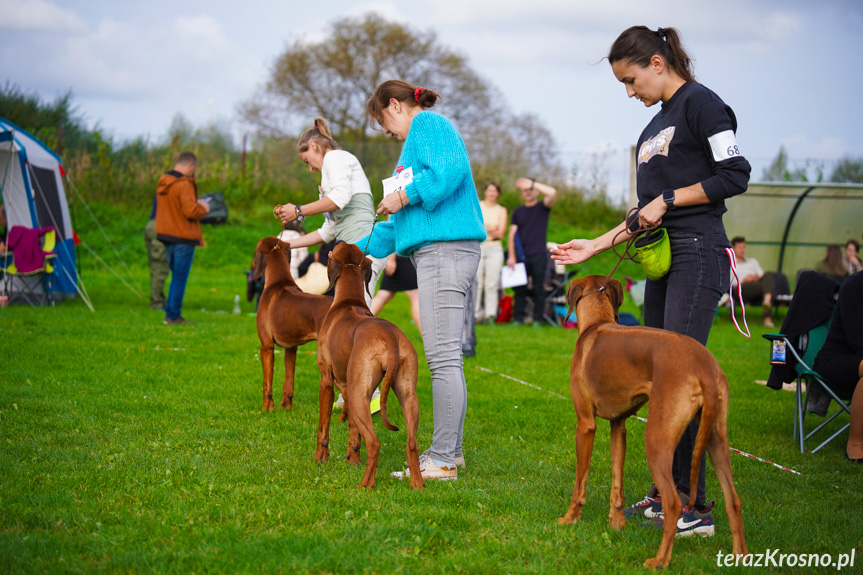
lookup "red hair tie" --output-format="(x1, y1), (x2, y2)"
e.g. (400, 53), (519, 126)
(414, 86), (424, 103)
(312, 124), (318, 130)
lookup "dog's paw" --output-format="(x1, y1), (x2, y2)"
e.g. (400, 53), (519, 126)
(558, 506), (584, 525)
(607, 514), (625, 530)
(642, 557), (666, 571)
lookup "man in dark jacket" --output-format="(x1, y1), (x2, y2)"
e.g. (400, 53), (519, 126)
(155, 152), (209, 325)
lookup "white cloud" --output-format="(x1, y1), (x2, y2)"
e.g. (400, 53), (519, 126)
(0, 0), (87, 32)
(781, 135), (846, 161)
(8, 14), (233, 100)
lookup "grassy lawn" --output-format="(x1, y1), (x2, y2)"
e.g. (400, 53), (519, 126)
(2, 207), (861, 574)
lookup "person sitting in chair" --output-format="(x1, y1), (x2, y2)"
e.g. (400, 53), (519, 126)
(813, 270), (863, 463)
(729, 236), (781, 327)
(814, 244), (849, 282)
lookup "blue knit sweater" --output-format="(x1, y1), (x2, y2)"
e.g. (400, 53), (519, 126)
(358, 111), (486, 258)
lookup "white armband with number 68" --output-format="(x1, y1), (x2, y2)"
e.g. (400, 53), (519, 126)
(708, 129), (742, 162)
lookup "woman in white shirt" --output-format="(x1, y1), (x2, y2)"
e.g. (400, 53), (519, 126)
(274, 117), (385, 304)
(475, 182), (507, 323)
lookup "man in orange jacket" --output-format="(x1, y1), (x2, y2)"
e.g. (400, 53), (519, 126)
(155, 151), (209, 325)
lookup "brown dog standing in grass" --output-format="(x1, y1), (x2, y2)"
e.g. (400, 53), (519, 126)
(557, 275), (746, 569)
(315, 243), (424, 490)
(252, 236), (333, 412)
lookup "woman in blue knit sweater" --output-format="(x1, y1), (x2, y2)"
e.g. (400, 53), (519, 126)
(362, 80), (486, 481)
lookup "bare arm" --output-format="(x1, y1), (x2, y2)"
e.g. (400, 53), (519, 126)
(637, 183), (709, 228)
(550, 183), (713, 266)
(281, 230), (323, 250)
(550, 220), (629, 266)
(506, 223), (518, 269)
(488, 206), (508, 240)
(276, 197), (340, 225)
(515, 177), (558, 208)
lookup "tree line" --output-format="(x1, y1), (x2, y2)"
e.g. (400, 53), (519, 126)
(2, 12), (860, 228)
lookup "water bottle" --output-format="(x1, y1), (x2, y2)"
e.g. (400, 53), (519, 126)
(770, 339), (786, 365)
(233, 294), (241, 315)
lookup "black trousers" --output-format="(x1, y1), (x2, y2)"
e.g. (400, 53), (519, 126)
(513, 253), (548, 322)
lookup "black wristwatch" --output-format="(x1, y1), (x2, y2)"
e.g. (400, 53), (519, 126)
(662, 189), (676, 210)
(295, 204), (305, 222)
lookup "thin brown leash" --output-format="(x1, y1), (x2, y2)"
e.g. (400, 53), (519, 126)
(578, 207), (653, 301)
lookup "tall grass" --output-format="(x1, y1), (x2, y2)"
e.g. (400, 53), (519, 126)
(2, 206), (861, 574)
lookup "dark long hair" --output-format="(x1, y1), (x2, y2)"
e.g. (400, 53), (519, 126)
(366, 80), (441, 130)
(608, 26), (696, 83)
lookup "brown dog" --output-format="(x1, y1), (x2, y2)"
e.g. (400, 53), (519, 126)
(252, 236), (333, 412)
(315, 243), (424, 490)
(557, 275), (746, 569)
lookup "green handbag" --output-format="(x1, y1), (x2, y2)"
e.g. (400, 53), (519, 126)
(633, 228), (671, 280)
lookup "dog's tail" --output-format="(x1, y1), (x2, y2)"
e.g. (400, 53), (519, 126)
(688, 365), (722, 510)
(379, 328), (400, 432)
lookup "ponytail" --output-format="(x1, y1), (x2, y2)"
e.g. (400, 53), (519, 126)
(297, 117), (340, 154)
(608, 26), (696, 83)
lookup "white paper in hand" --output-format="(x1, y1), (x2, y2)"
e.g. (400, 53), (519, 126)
(500, 262), (528, 288)
(382, 166), (414, 197)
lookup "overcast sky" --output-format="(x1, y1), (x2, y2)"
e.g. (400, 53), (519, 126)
(2, 0), (862, 202)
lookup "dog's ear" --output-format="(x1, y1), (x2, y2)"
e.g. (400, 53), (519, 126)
(566, 279), (583, 320)
(279, 239), (291, 260)
(361, 256), (373, 299)
(608, 279), (624, 311)
(608, 278), (624, 322)
(326, 253), (342, 293)
(252, 248), (267, 280)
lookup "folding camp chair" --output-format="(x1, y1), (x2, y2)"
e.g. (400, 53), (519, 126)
(763, 312), (851, 454)
(543, 269), (578, 326)
(0, 226), (57, 307)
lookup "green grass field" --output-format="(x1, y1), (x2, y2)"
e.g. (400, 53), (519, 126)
(2, 207), (861, 574)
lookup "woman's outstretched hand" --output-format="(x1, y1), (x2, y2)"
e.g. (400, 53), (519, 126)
(550, 239), (594, 266)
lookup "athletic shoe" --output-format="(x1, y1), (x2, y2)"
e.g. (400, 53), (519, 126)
(641, 502), (715, 538)
(391, 453), (457, 481)
(369, 388), (381, 415)
(333, 394), (345, 409)
(676, 501), (715, 537)
(624, 495), (662, 519)
(333, 389), (380, 413)
(406, 454), (465, 469)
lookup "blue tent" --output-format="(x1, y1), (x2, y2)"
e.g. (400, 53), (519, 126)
(0, 116), (78, 300)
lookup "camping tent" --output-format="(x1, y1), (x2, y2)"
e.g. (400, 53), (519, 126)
(1, 116), (77, 301)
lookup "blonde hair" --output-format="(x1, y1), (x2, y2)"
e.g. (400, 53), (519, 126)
(297, 117), (340, 154)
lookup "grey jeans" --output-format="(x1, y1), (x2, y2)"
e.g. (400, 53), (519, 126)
(411, 240), (481, 464)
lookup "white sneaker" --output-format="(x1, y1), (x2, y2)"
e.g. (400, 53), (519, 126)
(405, 455), (465, 469)
(392, 453), (457, 481)
(718, 293), (730, 307)
(333, 394), (345, 409)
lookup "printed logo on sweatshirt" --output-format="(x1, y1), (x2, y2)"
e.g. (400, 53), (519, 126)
(638, 127), (675, 166)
